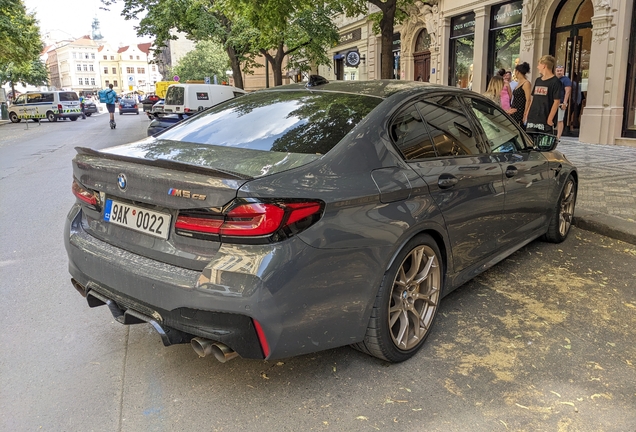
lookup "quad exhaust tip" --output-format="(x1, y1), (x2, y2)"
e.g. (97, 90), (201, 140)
(191, 337), (239, 363)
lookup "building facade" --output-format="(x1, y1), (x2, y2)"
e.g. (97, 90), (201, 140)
(98, 43), (163, 94)
(323, 0), (635, 145)
(51, 36), (101, 94)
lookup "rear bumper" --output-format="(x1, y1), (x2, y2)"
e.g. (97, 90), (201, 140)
(65, 205), (384, 359)
(119, 108), (139, 113)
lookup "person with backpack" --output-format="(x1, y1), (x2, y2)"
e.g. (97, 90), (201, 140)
(99, 84), (118, 129)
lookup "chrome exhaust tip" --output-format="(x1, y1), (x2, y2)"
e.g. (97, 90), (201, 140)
(191, 338), (239, 363)
(71, 279), (87, 297)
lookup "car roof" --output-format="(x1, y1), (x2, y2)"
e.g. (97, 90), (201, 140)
(265, 79), (459, 99)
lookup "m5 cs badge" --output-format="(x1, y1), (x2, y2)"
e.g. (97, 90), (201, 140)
(168, 188), (207, 200)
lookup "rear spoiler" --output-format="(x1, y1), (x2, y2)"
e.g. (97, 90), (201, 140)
(74, 147), (253, 181)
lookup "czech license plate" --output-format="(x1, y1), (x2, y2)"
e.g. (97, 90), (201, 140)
(104, 199), (171, 240)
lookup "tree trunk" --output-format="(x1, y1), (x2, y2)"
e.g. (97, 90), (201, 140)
(226, 45), (244, 89)
(379, 4), (397, 79)
(261, 46), (285, 87)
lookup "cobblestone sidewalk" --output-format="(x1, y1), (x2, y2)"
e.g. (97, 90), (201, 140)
(559, 138), (636, 223)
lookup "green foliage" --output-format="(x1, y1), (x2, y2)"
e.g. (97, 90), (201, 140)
(100, 0), (260, 88)
(224, 0), (339, 84)
(170, 40), (229, 82)
(0, 0), (43, 66)
(0, 59), (48, 87)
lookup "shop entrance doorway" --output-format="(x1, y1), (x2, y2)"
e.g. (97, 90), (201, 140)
(550, 0), (593, 137)
(623, 4), (636, 138)
(413, 29), (432, 82)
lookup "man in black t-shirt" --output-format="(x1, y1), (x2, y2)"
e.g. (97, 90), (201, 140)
(525, 55), (562, 135)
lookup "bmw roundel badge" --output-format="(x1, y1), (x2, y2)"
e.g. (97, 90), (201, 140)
(117, 173), (127, 191)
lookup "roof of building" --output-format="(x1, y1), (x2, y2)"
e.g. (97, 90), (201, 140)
(117, 46), (130, 53)
(138, 43), (151, 54)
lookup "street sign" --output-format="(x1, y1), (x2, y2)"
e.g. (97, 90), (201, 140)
(128, 85), (133, 91)
(127, 75), (134, 84)
(173, 75), (180, 82)
(204, 76), (210, 84)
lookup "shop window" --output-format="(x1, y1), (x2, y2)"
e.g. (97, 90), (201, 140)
(393, 33), (401, 80)
(488, 1), (522, 84)
(449, 13), (475, 89)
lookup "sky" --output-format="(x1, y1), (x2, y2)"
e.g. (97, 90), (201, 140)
(23, 0), (153, 47)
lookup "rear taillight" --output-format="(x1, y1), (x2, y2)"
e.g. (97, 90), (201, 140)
(57, 104), (63, 112)
(184, 107), (191, 113)
(175, 199), (323, 243)
(72, 179), (98, 207)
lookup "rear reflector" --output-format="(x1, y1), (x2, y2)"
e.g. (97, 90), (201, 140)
(252, 319), (270, 358)
(72, 179), (97, 206)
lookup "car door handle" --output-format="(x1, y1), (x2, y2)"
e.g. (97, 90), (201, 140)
(438, 174), (458, 189)
(505, 166), (518, 178)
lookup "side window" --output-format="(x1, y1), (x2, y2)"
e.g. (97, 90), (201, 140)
(27, 93), (41, 104)
(14, 95), (26, 105)
(416, 95), (485, 156)
(42, 93), (54, 103)
(469, 97), (526, 153)
(390, 102), (436, 160)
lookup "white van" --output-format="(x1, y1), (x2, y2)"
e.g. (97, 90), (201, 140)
(163, 84), (246, 114)
(8, 91), (82, 123)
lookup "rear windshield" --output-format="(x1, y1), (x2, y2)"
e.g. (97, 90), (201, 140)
(157, 90), (383, 155)
(59, 92), (79, 101)
(165, 86), (184, 105)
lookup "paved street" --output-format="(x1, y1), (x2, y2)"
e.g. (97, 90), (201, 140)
(0, 114), (635, 431)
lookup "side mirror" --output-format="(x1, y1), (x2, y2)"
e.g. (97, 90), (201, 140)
(527, 132), (558, 151)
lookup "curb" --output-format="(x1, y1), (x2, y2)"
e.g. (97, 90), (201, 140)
(574, 209), (636, 246)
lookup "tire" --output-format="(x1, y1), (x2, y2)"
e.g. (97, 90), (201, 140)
(543, 174), (577, 243)
(70, 117), (77, 121)
(9, 112), (20, 123)
(46, 111), (57, 122)
(86, 113), (92, 117)
(353, 234), (443, 362)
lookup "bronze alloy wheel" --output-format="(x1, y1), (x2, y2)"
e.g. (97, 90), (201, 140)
(388, 244), (441, 351)
(559, 178), (576, 237)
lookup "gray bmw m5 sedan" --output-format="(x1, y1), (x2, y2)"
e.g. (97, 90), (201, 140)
(65, 78), (577, 363)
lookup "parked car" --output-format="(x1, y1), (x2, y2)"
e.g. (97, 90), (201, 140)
(118, 98), (139, 115)
(83, 100), (98, 116)
(163, 83), (246, 114)
(147, 113), (182, 136)
(66, 78), (577, 364)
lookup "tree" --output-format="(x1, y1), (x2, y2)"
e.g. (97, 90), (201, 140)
(0, 59), (49, 99)
(0, 0), (43, 66)
(334, 0), (435, 79)
(101, 0), (259, 89)
(226, 1), (339, 86)
(171, 40), (229, 83)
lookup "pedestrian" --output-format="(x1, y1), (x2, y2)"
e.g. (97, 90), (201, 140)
(525, 55), (562, 136)
(79, 95), (87, 119)
(483, 75), (504, 107)
(555, 65), (572, 140)
(102, 84), (117, 129)
(506, 62), (531, 128)
(497, 68), (512, 111)
(505, 70), (517, 92)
